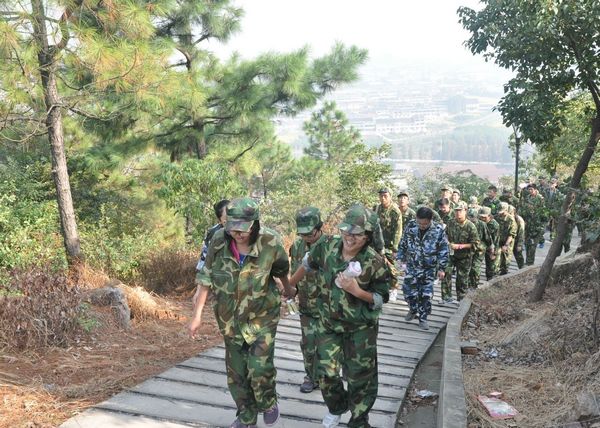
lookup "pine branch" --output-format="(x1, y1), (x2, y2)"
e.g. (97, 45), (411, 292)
(227, 137), (259, 163)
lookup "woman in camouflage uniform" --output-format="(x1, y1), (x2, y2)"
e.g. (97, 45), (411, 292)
(188, 197), (290, 428)
(298, 203), (390, 428)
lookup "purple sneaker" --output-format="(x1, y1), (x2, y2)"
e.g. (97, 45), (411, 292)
(229, 419), (257, 428)
(263, 403), (280, 426)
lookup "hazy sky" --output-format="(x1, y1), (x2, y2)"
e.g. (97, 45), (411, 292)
(211, 0), (494, 68)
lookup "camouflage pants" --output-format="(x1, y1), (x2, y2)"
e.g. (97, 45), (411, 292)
(525, 230), (544, 265)
(484, 251), (497, 281)
(384, 252), (399, 290)
(402, 275), (434, 320)
(442, 255), (471, 301)
(469, 251), (484, 289)
(498, 243), (514, 275)
(300, 314), (319, 384)
(513, 244), (525, 269)
(224, 334), (277, 425)
(317, 322), (378, 428)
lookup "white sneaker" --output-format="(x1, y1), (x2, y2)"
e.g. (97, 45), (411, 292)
(389, 289), (398, 302)
(322, 412), (342, 428)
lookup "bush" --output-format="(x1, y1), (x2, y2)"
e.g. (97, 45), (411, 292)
(0, 269), (87, 350)
(137, 248), (197, 294)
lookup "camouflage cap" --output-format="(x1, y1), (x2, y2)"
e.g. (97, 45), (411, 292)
(295, 207), (321, 234)
(452, 189), (461, 195)
(339, 203), (371, 234)
(454, 201), (468, 211)
(440, 185), (451, 192)
(397, 190), (409, 198)
(467, 208), (478, 219)
(497, 201), (509, 213)
(378, 187), (391, 194)
(468, 195), (478, 204)
(225, 197), (259, 232)
(478, 206), (492, 217)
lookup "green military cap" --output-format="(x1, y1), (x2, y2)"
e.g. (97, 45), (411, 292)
(497, 202), (509, 213)
(339, 203), (371, 234)
(468, 195), (478, 204)
(397, 190), (409, 198)
(452, 189), (461, 195)
(502, 188), (512, 194)
(226, 197), (259, 232)
(295, 207), (321, 234)
(440, 185), (451, 192)
(478, 206), (492, 217)
(454, 201), (468, 211)
(378, 187), (391, 194)
(467, 208), (478, 219)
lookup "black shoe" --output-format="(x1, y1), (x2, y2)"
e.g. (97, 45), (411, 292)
(404, 311), (417, 321)
(300, 378), (318, 393)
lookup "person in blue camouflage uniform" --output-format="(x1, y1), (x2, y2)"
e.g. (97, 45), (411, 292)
(467, 208), (490, 289)
(188, 198), (290, 428)
(293, 203), (390, 428)
(442, 201), (480, 301)
(397, 207), (449, 330)
(495, 202), (518, 275)
(289, 207), (327, 393)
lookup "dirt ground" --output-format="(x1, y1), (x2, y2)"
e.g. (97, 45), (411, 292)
(0, 296), (222, 428)
(462, 265), (600, 427)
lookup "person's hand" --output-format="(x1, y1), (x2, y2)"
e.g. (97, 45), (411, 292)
(437, 270), (445, 280)
(502, 245), (508, 253)
(517, 246), (522, 252)
(336, 272), (360, 295)
(187, 312), (202, 339)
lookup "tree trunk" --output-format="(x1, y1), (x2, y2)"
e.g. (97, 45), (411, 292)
(530, 116), (600, 302)
(31, 0), (83, 264)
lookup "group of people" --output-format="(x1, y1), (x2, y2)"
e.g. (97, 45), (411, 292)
(186, 177), (567, 428)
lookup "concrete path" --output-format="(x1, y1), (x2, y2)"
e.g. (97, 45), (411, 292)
(61, 282), (460, 428)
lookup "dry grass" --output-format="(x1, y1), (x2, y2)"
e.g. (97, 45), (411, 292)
(463, 259), (600, 427)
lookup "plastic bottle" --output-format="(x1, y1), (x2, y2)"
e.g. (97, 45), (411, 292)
(335, 261), (362, 288)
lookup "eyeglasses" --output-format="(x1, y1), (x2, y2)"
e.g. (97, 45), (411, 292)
(341, 231), (366, 239)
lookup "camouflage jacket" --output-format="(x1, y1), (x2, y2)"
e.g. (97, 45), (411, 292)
(196, 227), (289, 345)
(437, 210), (454, 227)
(500, 195), (520, 210)
(289, 233), (329, 317)
(400, 207), (416, 231)
(496, 214), (518, 246)
(482, 196), (502, 216)
(515, 214), (525, 247)
(446, 218), (480, 259)
(485, 219), (500, 251)
(375, 203), (403, 253)
(474, 218), (492, 253)
(397, 220), (449, 282)
(306, 235), (390, 332)
(520, 193), (547, 231)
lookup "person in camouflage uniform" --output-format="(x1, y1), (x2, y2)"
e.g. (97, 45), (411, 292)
(188, 198), (290, 428)
(451, 189), (461, 206)
(479, 206), (499, 280)
(435, 186), (454, 209)
(468, 195), (480, 211)
(500, 188), (520, 211)
(482, 185), (502, 216)
(441, 201), (479, 302)
(397, 190), (416, 231)
(521, 184), (547, 265)
(289, 207), (328, 394)
(495, 202), (518, 275)
(397, 207), (449, 329)
(467, 207), (490, 289)
(436, 198), (454, 227)
(194, 199), (230, 274)
(509, 205), (526, 268)
(294, 204), (390, 428)
(375, 187), (403, 301)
